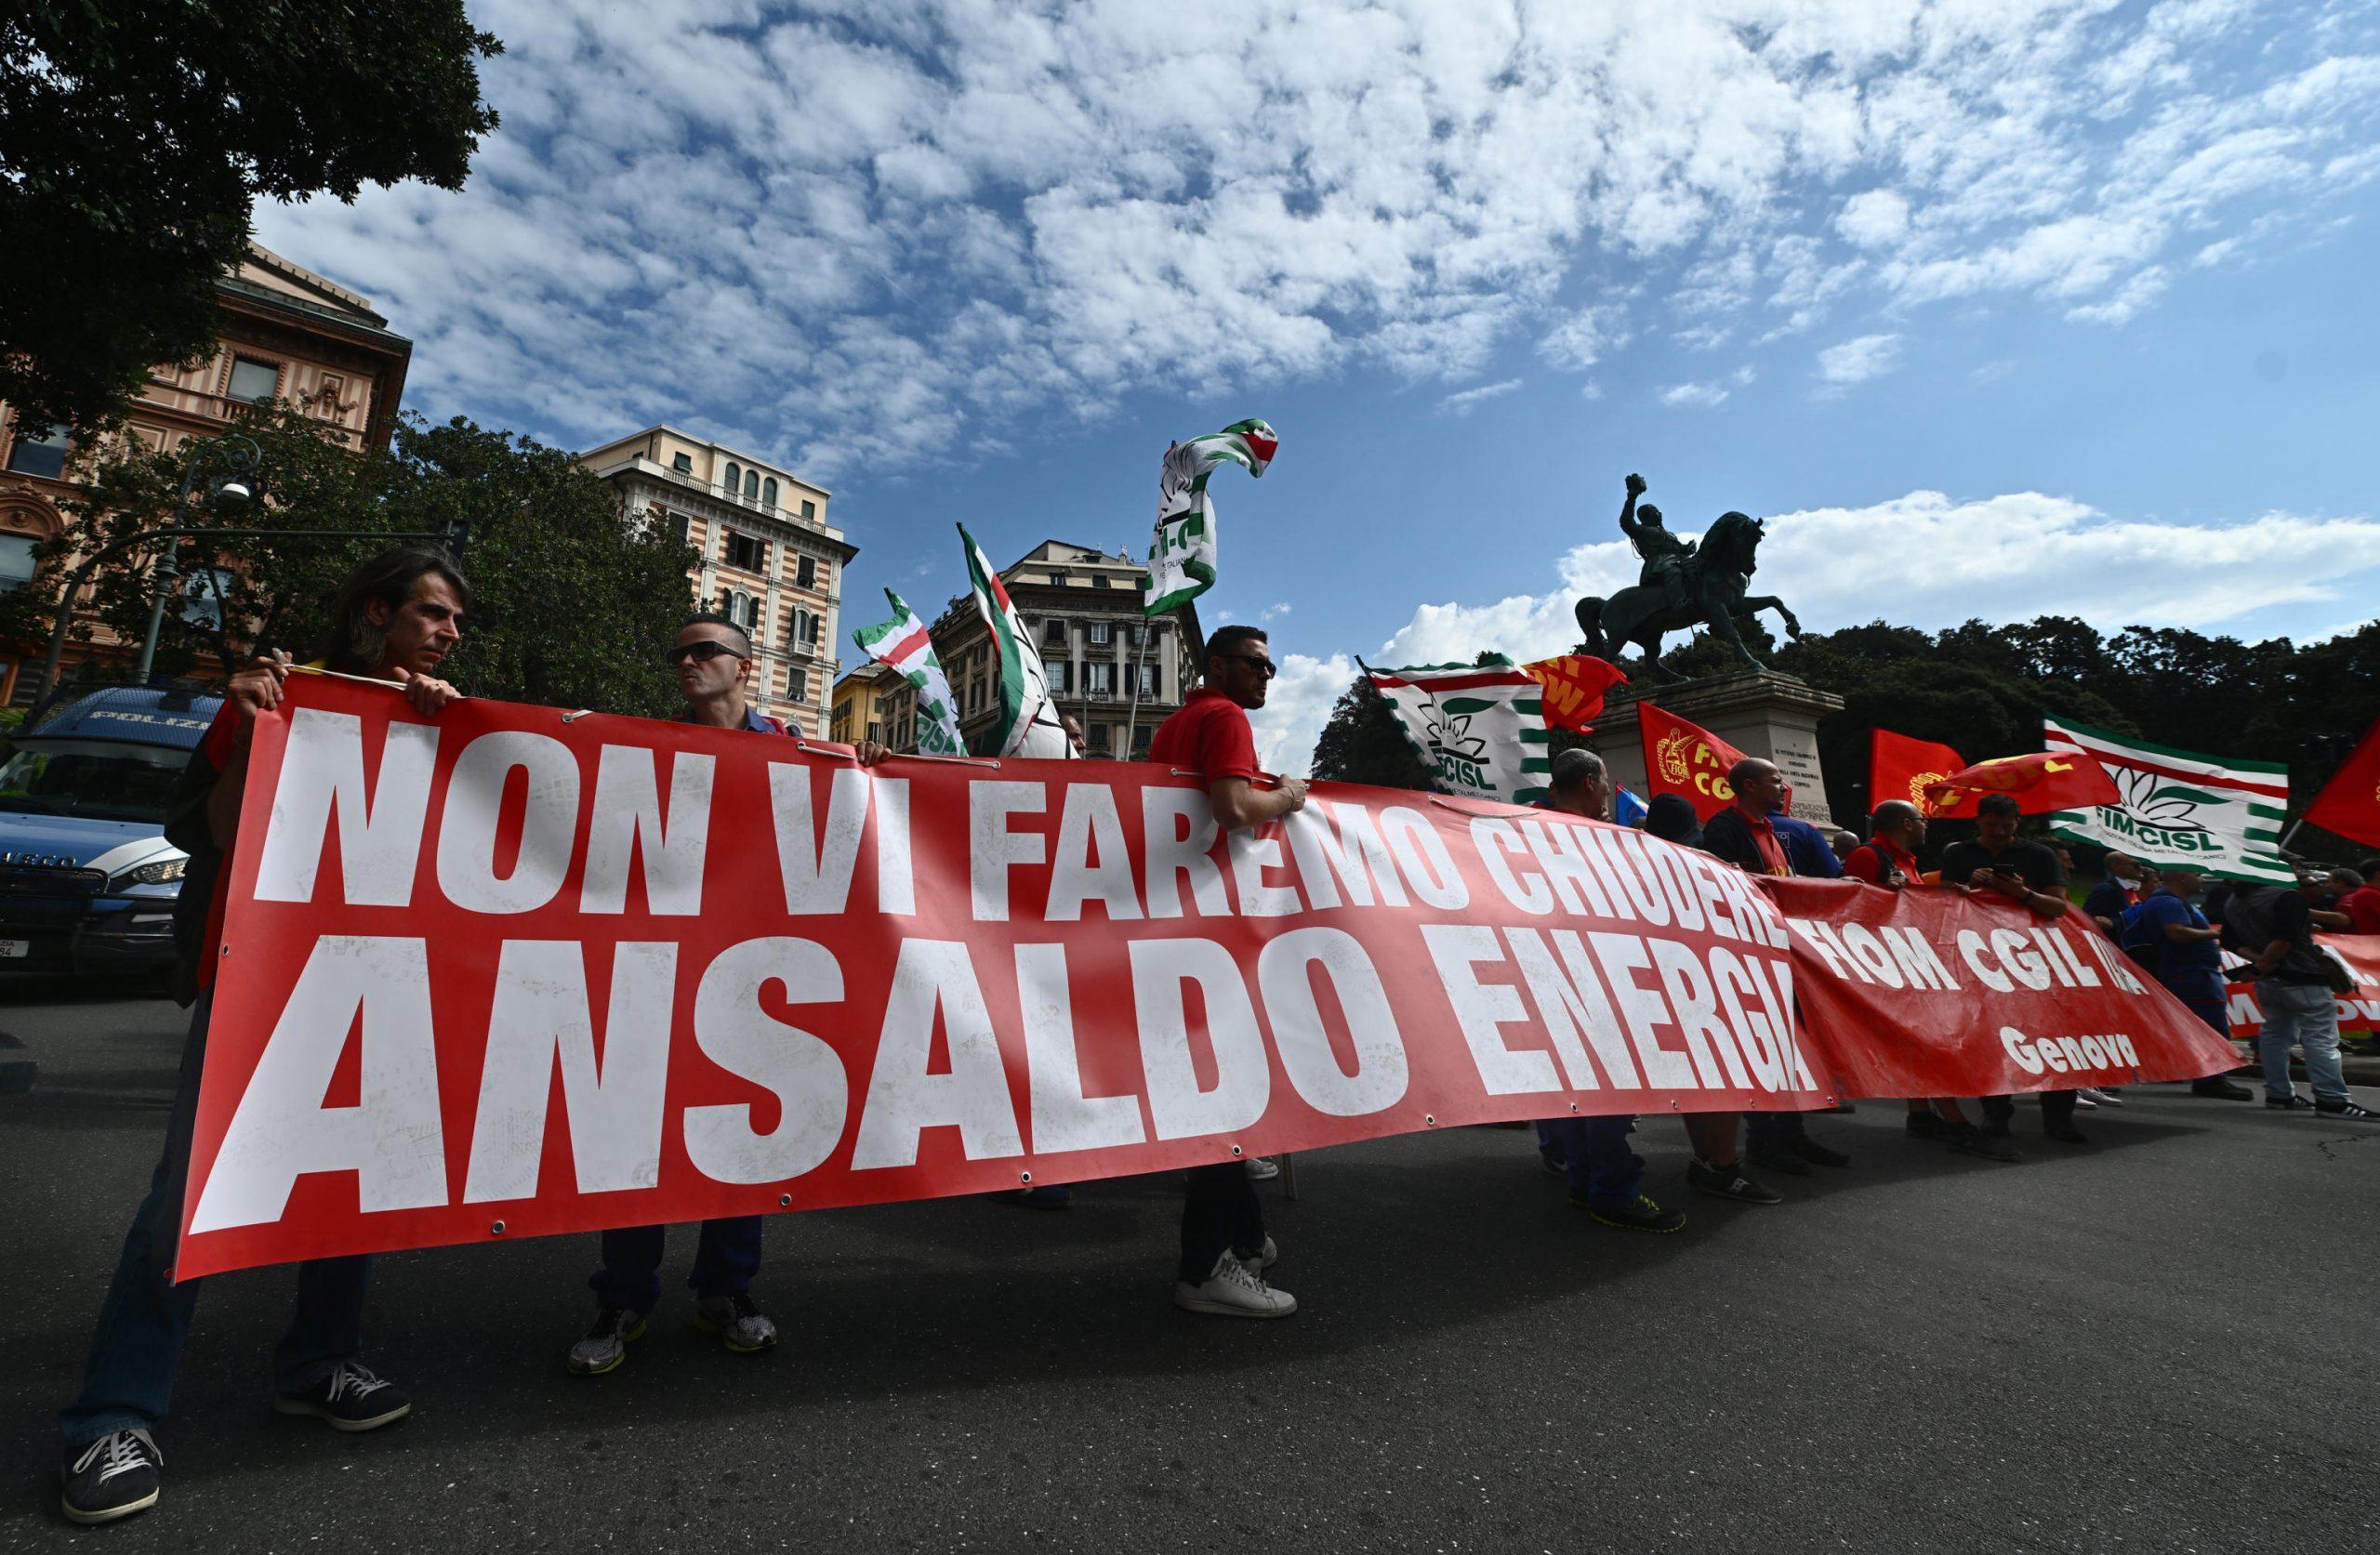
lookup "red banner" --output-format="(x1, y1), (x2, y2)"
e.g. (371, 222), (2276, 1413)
(1760, 877), (2241, 1098)
(178, 675), (1839, 1279)
(1871, 729), (1974, 820)
(2221, 936), (2380, 1037)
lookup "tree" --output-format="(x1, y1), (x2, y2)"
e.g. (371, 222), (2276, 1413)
(23, 404), (698, 718)
(1309, 677), (1432, 789)
(0, 2), (501, 435)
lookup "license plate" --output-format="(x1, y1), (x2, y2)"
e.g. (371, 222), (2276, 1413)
(0, 940), (28, 958)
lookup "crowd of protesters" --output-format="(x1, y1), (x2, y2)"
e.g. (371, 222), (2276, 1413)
(51, 545), (2380, 1525)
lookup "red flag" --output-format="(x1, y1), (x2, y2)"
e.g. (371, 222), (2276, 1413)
(1640, 701), (1755, 822)
(1871, 729), (1977, 820)
(2305, 717), (2380, 847)
(1524, 654), (1627, 734)
(1923, 751), (2121, 815)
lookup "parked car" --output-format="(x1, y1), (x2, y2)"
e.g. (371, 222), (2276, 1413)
(0, 684), (221, 980)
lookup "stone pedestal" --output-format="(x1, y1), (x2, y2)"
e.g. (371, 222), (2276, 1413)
(1588, 671), (1845, 828)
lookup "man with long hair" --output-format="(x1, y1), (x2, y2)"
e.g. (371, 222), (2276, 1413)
(58, 547), (468, 1525)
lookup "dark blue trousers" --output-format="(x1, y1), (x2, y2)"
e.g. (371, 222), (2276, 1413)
(1179, 1163), (1266, 1285)
(590, 1218), (764, 1313)
(1534, 1116), (1645, 1208)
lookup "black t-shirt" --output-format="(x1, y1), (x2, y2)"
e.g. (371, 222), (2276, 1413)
(1938, 837), (2067, 893)
(2224, 884), (2332, 985)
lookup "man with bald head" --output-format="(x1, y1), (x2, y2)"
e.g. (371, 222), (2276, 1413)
(2123, 865), (2254, 1100)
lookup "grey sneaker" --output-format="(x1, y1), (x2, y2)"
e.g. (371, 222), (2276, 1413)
(567, 1304), (646, 1376)
(1243, 1156), (1281, 1181)
(60, 1430), (161, 1525)
(694, 1293), (778, 1353)
(1174, 1252), (1297, 1318)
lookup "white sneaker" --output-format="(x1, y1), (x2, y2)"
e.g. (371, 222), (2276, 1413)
(1244, 1156), (1281, 1181)
(1173, 1252), (1297, 1318)
(1236, 1235), (1278, 1271)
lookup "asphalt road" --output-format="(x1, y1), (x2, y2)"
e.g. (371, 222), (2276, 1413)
(3, 987), (2374, 1553)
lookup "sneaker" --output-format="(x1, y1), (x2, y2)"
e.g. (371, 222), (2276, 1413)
(1174, 1252), (1297, 1318)
(2315, 1100), (2380, 1123)
(2267, 1093), (2316, 1113)
(1790, 1137), (1850, 1168)
(2077, 1087), (2124, 1108)
(1538, 1152), (1568, 1179)
(1580, 1193), (1687, 1233)
(1234, 1235), (1279, 1272)
(1946, 1126), (2024, 1163)
(1905, 1111), (1949, 1140)
(567, 1304), (646, 1376)
(60, 1430), (161, 1525)
(2190, 1079), (2254, 1100)
(2072, 1092), (2099, 1110)
(694, 1293), (779, 1353)
(1244, 1156), (1281, 1181)
(2043, 1121), (2090, 1145)
(1686, 1159), (1784, 1206)
(1006, 1184), (1074, 1208)
(1745, 1143), (1813, 1178)
(272, 1361), (411, 1431)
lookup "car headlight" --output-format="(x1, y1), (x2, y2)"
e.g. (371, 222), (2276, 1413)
(111, 857), (188, 890)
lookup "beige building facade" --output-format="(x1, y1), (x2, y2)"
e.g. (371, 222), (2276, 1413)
(928, 540), (1202, 758)
(579, 427), (855, 737)
(0, 244), (414, 705)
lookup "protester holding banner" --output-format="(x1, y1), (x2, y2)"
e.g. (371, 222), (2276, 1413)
(2342, 863), (2380, 934)
(1938, 794), (2089, 1144)
(2083, 854), (2148, 935)
(1147, 625), (1304, 1317)
(2118, 867), (2254, 1101)
(2226, 876), (2378, 1120)
(58, 547), (472, 1526)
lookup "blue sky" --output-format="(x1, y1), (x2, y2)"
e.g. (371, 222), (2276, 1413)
(255, 0), (2380, 769)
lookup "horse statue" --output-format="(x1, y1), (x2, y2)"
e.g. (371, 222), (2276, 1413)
(1573, 474), (1801, 679)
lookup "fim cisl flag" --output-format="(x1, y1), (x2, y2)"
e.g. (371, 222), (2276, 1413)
(1361, 656), (1550, 805)
(2043, 716), (2293, 885)
(1146, 418), (1277, 614)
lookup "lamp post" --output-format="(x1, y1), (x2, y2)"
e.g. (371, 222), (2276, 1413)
(130, 434), (260, 684)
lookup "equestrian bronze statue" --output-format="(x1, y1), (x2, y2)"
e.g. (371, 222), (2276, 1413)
(1573, 472), (1801, 679)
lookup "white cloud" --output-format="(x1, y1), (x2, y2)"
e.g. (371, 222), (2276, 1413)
(1835, 189), (1911, 249)
(1817, 332), (1903, 387)
(1249, 652), (1358, 775)
(1261, 601), (1292, 622)
(1659, 380), (1733, 409)
(2067, 266), (2172, 324)
(1433, 378), (1523, 417)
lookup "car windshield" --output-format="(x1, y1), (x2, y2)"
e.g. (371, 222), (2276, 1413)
(0, 739), (188, 824)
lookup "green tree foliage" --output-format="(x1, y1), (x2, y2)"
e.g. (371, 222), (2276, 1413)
(0, 1), (501, 435)
(18, 404), (697, 718)
(1308, 677), (1431, 789)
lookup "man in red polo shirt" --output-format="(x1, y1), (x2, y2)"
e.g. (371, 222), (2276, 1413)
(1147, 624), (1305, 1318)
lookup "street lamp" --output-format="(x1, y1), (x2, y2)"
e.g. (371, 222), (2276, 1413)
(131, 434), (261, 684)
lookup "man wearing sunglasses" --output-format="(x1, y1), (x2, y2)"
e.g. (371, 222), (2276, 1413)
(1147, 624), (1306, 1317)
(568, 612), (886, 1376)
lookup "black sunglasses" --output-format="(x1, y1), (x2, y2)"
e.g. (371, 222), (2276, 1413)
(668, 640), (747, 665)
(1216, 652), (1277, 679)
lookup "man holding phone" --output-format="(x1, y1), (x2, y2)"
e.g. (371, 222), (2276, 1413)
(1939, 793), (2087, 1143)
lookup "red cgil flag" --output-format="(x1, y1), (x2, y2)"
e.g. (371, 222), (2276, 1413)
(1923, 750), (2121, 815)
(1871, 729), (1977, 820)
(2304, 716), (2380, 848)
(1640, 700), (1790, 822)
(1524, 654), (1628, 734)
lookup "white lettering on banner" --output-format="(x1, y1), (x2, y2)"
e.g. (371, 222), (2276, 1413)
(2077, 928), (2147, 994)
(1598, 831), (1673, 927)
(2002, 1024), (2045, 1074)
(1015, 943), (1146, 1154)
(1587, 932), (1700, 1090)
(1999, 1024), (2143, 1077)
(579, 746), (715, 916)
(770, 764), (872, 915)
(685, 937), (849, 1184)
(1380, 807), (1469, 910)
(1227, 827), (1302, 916)
(1257, 928), (1409, 1116)
(1989, 929), (2052, 990)
(969, 782), (1045, 923)
(1421, 923), (1562, 1095)
(1885, 927), (1960, 991)
(189, 936), (445, 1232)
(872, 780), (916, 916)
(461, 941), (679, 1202)
(1130, 938), (1273, 1139)
(1837, 925), (1903, 987)
(1286, 800), (1410, 910)
(1711, 949), (1784, 1090)
(2035, 927), (2099, 988)
(436, 731), (580, 914)
(1959, 930), (2014, 992)
(1650, 939), (1752, 1088)
(1045, 784), (1143, 923)
(1142, 787), (1229, 919)
(853, 940), (1025, 1167)
(1472, 818), (1554, 916)
(1516, 821), (1617, 917)
(254, 709), (439, 906)
(1745, 955), (1818, 1088)
(1503, 927), (1638, 1089)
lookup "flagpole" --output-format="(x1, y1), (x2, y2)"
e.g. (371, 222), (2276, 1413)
(1122, 613), (1154, 754)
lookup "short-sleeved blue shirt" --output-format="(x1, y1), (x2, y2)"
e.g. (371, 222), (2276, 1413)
(2133, 889), (2222, 984)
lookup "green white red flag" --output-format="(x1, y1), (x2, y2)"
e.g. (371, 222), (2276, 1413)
(959, 523), (1071, 758)
(851, 588), (965, 757)
(2043, 717), (2292, 884)
(1145, 418), (1277, 615)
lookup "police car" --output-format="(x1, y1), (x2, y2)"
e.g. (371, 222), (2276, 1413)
(0, 684), (221, 979)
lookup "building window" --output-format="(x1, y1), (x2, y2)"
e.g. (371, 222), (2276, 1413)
(179, 568), (237, 631)
(1088, 663), (1113, 696)
(672, 452), (694, 473)
(796, 555), (816, 589)
(0, 534), (37, 593)
(866, 720), (882, 744)
(724, 460), (741, 494)
(1124, 623), (1144, 647)
(743, 469), (760, 499)
(762, 477), (778, 507)
(787, 666), (809, 704)
(1089, 620), (1112, 646)
(5, 422), (69, 479)
(1042, 618), (1067, 648)
(227, 357), (281, 403)
(1048, 569), (1070, 586)
(724, 532), (767, 573)
(1088, 723), (1111, 754)
(800, 499), (816, 521)
(790, 607), (822, 652)
(1048, 660), (1070, 695)
(670, 511), (692, 545)
(1136, 664), (1157, 698)
(1092, 574), (1110, 588)
(1132, 724), (1154, 756)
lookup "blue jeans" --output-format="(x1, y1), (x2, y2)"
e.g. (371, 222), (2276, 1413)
(60, 993), (374, 1447)
(2255, 980), (2348, 1105)
(590, 1218), (764, 1312)
(1535, 1116), (1644, 1208)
